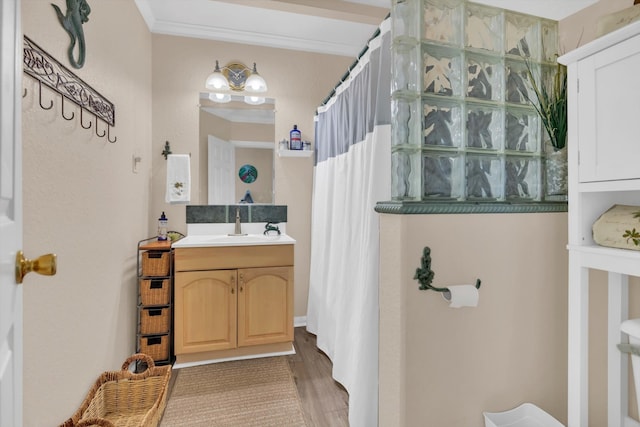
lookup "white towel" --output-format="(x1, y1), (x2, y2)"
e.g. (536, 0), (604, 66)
(165, 154), (191, 204)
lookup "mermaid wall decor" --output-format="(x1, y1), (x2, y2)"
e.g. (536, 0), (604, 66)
(51, 0), (91, 69)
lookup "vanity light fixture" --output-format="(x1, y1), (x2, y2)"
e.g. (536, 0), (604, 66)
(209, 92), (231, 103)
(244, 63), (267, 93)
(205, 60), (268, 104)
(205, 60), (230, 91)
(244, 95), (265, 105)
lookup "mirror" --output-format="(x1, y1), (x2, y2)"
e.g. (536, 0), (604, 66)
(199, 93), (275, 204)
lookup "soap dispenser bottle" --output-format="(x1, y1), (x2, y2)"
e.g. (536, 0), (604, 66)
(158, 212), (168, 241)
(290, 125), (302, 150)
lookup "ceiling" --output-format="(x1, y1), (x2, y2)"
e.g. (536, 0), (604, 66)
(134, 0), (599, 58)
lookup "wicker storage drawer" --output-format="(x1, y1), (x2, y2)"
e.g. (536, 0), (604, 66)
(139, 278), (170, 306)
(139, 335), (170, 362)
(140, 307), (170, 335)
(142, 251), (170, 277)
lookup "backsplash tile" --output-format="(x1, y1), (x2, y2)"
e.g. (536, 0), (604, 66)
(251, 205), (287, 223)
(186, 205), (227, 223)
(186, 205), (287, 224)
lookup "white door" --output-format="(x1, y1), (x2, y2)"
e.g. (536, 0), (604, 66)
(208, 135), (236, 204)
(0, 1), (23, 426)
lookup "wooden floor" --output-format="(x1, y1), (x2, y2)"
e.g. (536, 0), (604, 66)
(162, 327), (349, 426)
(287, 327), (350, 427)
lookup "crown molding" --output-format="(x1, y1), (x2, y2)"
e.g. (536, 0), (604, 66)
(149, 20), (361, 56)
(134, 0), (378, 57)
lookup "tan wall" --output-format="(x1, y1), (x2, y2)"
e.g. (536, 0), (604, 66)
(235, 147), (273, 204)
(21, 0), (152, 425)
(560, 0), (632, 50)
(230, 120), (274, 142)
(151, 35), (352, 317)
(379, 213), (569, 426)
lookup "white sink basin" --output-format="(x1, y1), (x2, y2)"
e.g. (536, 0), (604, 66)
(172, 233), (295, 248)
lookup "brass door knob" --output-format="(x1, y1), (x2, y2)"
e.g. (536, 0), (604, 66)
(15, 251), (57, 284)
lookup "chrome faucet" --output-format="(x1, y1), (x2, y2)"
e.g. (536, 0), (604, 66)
(234, 207), (242, 234)
(231, 207), (247, 236)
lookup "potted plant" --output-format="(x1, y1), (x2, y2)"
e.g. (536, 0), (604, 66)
(521, 59), (568, 198)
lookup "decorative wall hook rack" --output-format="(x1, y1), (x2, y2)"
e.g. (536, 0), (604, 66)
(414, 246), (481, 292)
(23, 35), (117, 143)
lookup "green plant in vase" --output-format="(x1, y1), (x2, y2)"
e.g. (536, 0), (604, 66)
(526, 61), (567, 151)
(520, 59), (568, 197)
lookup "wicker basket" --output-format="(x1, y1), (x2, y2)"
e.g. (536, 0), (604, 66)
(141, 251), (170, 277)
(59, 354), (171, 427)
(139, 279), (170, 306)
(138, 335), (170, 362)
(139, 308), (170, 335)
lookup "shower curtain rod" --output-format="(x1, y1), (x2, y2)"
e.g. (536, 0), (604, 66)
(319, 14), (389, 107)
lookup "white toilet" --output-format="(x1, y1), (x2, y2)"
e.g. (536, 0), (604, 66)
(621, 318), (640, 416)
(483, 403), (564, 427)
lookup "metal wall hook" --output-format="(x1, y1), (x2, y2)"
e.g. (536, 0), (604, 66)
(414, 246), (481, 292)
(23, 88), (27, 98)
(107, 125), (117, 143)
(95, 120), (106, 137)
(61, 97), (75, 120)
(38, 81), (54, 110)
(80, 107), (92, 129)
(162, 141), (172, 159)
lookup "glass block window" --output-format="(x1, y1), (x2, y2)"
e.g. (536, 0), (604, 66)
(391, 0), (559, 203)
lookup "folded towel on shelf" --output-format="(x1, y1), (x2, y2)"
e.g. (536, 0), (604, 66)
(165, 154), (191, 204)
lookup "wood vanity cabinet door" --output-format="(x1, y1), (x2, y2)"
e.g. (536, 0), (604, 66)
(237, 266), (294, 347)
(174, 269), (237, 354)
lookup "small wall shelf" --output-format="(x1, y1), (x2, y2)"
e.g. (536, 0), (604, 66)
(278, 149), (313, 158)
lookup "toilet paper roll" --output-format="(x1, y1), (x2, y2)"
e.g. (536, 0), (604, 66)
(442, 285), (479, 308)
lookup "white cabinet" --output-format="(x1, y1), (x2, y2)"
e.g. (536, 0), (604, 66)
(560, 20), (640, 427)
(575, 33), (640, 183)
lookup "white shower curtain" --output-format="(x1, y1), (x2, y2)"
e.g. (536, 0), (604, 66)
(307, 18), (391, 427)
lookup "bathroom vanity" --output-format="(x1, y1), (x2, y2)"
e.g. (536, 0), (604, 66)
(172, 233), (295, 366)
